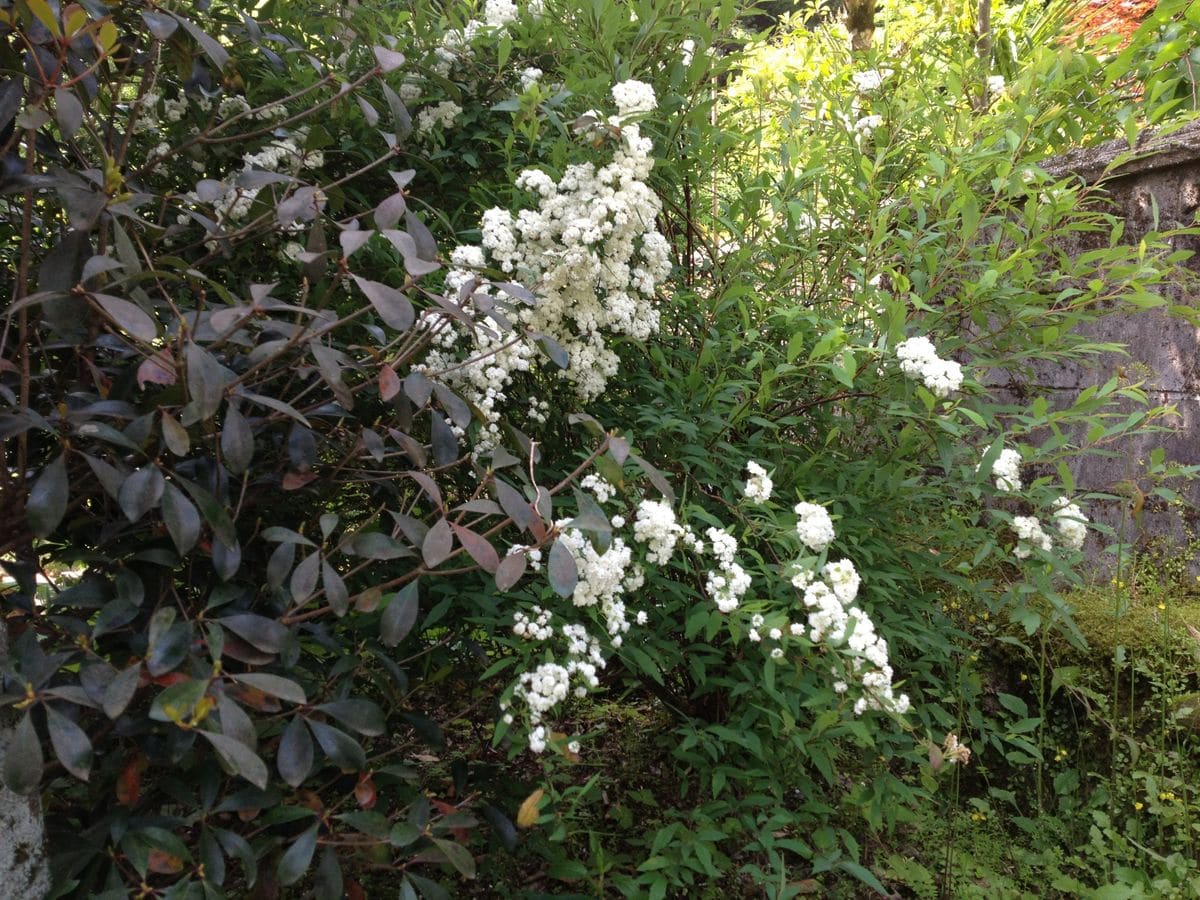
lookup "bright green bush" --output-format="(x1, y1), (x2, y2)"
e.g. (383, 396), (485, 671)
(2, 0), (1198, 896)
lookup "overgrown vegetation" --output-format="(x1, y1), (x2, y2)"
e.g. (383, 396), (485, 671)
(2, 0), (1200, 897)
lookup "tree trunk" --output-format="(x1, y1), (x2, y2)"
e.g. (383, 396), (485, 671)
(0, 621), (49, 900)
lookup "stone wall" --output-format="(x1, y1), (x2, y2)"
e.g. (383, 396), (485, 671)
(1026, 120), (1200, 562)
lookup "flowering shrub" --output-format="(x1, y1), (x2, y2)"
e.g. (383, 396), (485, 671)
(0, 0), (1192, 896)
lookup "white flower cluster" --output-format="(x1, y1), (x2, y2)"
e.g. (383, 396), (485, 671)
(895, 336), (964, 398)
(705, 527), (751, 613)
(743, 461), (773, 504)
(422, 82), (669, 448)
(416, 99), (462, 134)
(1011, 499), (1088, 558)
(556, 525), (643, 643)
(484, 0), (519, 27)
(633, 499), (684, 565)
(853, 114), (883, 136)
(1011, 515), (1053, 558)
(795, 501), (835, 553)
(179, 127), (323, 228)
(513, 605), (553, 640)
(519, 66), (543, 92)
(611, 79), (657, 116)
(851, 69), (888, 93)
(797, 553), (910, 715)
(1052, 496), (1088, 551)
(983, 447), (1023, 492)
(581, 474), (616, 504)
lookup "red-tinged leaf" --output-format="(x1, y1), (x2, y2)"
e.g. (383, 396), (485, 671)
(379, 365), (401, 401)
(422, 518), (453, 567)
(340, 228), (374, 257)
(148, 849), (185, 875)
(116, 755), (146, 806)
(451, 523), (499, 573)
(547, 539), (577, 598)
(283, 471), (317, 490)
(355, 773), (377, 810)
(494, 552), (527, 591)
(405, 471), (443, 509)
(352, 275), (414, 332)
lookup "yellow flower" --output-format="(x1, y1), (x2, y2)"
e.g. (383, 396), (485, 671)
(1134, 802), (1144, 811)
(1157, 602), (1166, 610)
(1020, 673), (1028, 682)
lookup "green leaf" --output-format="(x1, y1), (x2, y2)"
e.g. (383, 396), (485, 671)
(200, 729), (269, 789)
(119, 465), (165, 523)
(45, 704), (93, 781)
(276, 823), (318, 886)
(141, 10), (178, 39)
(103, 663), (141, 719)
(313, 846), (343, 900)
(220, 405), (254, 475)
(547, 539), (577, 598)
(2, 711), (42, 795)
(161, 482), (201, 555)
(261, 526), (315, 546)
(381, 581), (419, 647)
(146, 616), (192, 676)
(346, 532), (411, 560)
(91, 293), (156, 342)
(307, 719), (366, 770)
(218, 614), (288, 654)
(431, 838), (476, 879)
(278, 716), (313, 788)
(233, 672), (306, 705)
(177, 477), (236, 545)
(169, 12), (230, 70)
(184, 342), (233, 422)
(28, 453), (69, 537)
(149, 679), (209, 724)
(315, 699), (385, 737)
(338, 811), (391, 839)
(214, 827), (257, 888)
(322, 561), (349, 617)
(290, 550), (321, 604)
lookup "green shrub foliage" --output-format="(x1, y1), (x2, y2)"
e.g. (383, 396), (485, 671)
(2, 0), (1197, 896)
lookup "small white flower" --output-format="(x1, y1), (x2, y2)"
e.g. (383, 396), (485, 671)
(795, 502), (835, 552)
(743, 460), (773, 504)
(611, 79), (656, 116)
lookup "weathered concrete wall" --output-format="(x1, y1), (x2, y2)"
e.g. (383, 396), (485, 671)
(0, 621), (49, 900)
(1019, 121), (1200, 563)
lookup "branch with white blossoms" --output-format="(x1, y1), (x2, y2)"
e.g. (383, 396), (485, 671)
(976, 445), (1089, 557)
(895, 335), (964, 398)
(420, 79), (671, 450)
